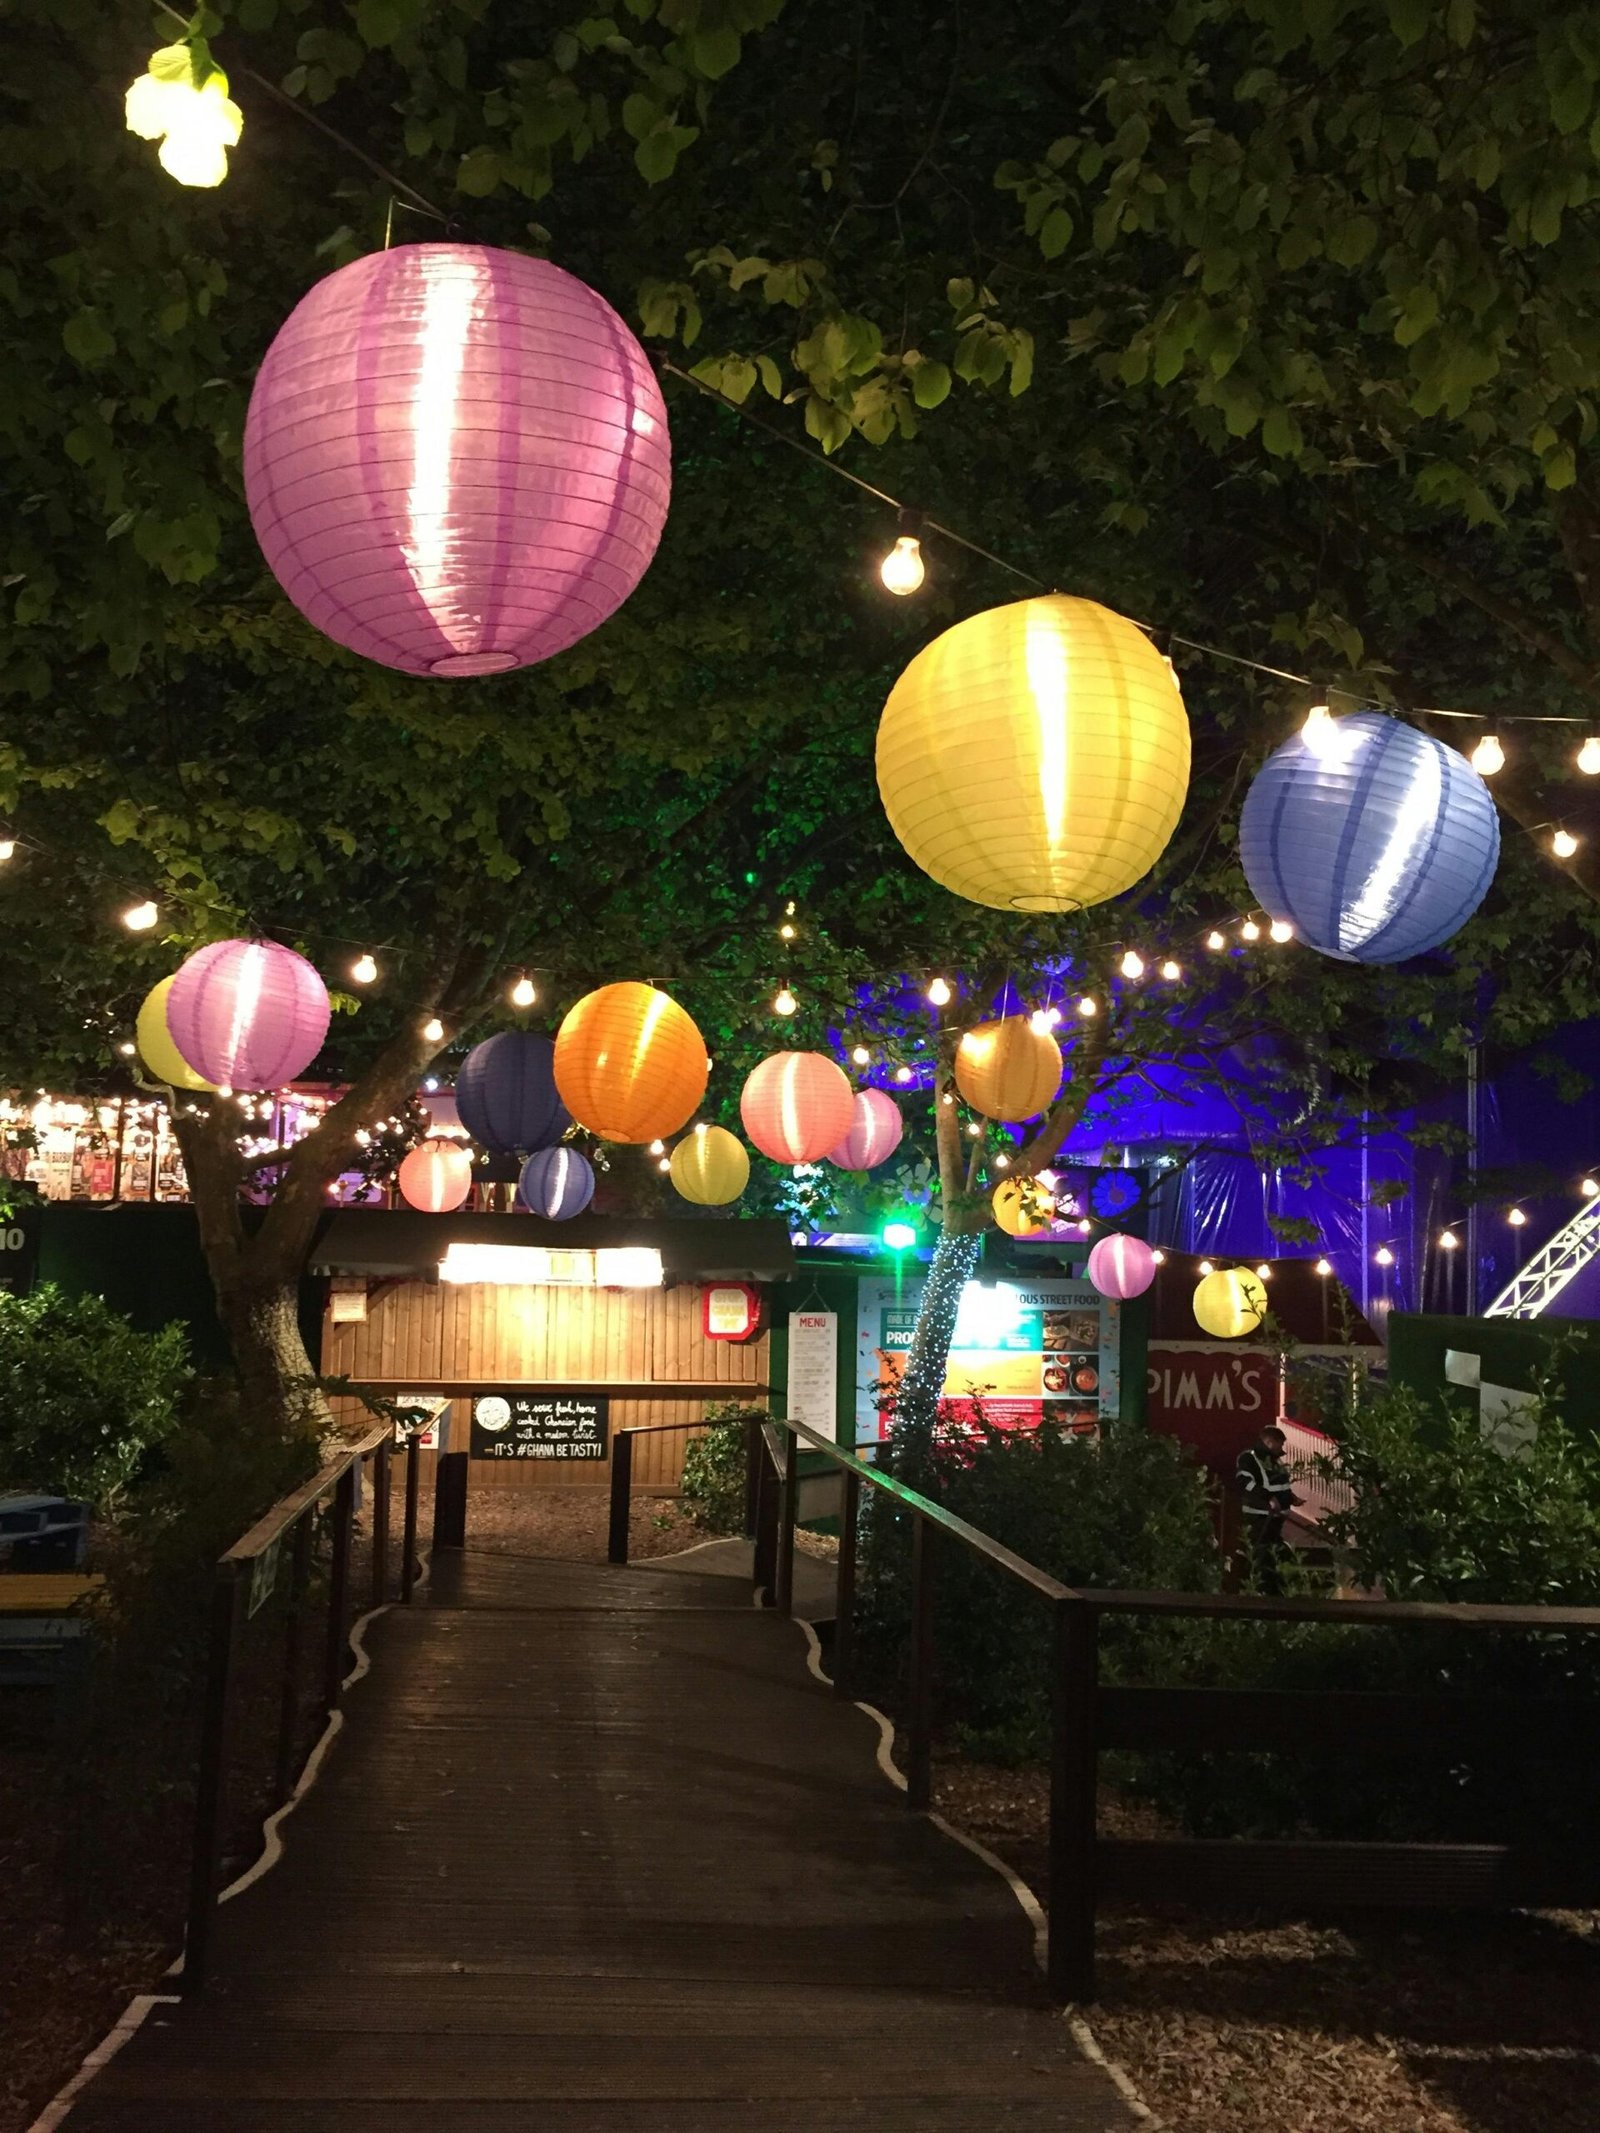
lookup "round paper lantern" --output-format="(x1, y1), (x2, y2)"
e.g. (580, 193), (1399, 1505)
(517, 1144), (594, 1220)
(553, 982), (707, 1143)
(740, 1053), (855, 1166)
(992, 1177), (1055, 1238)
(398, 1138), (472, 1213)
(166, 939), (330, 1089)
(1087, 1232), (1156, 1301)
(1239, 713), (1499, 963)
(826, 1088), (905, 1170)
(876, 594), (1191, 912)
(135, 977), (215, 1092)
(669, 1124), (749, 1206)
(243, 244), (672, 678)
(1193, 1267), (1267, 1340)
(954, 1017), (1064, 1122)
(454, 1032), (569, 1155)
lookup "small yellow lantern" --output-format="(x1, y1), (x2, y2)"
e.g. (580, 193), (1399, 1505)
(875, 594), (1190, 911)
(1193, 1267), (1267, 1339)
(954, 1016), (1063, 1121)
(135, 976), (215, 1092)
(669, 1124), (750, 1206)
(992, 1176), (1055, 1238)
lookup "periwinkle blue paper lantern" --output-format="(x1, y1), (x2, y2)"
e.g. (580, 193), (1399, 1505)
(455, 1031), (570, 1154)
(1239, 712), (1499, 964)
(516, 1144), (594, 1221)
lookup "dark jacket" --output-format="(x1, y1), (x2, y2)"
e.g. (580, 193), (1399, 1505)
(1236, 1442), (1294, 1521)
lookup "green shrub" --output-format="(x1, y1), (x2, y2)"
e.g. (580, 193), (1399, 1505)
(679, 1402), (763, 1533)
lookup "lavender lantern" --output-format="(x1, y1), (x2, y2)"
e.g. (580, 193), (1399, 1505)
(166, 939), (330, 1089)
(243, 244), (672, 678)
(825, 1088), (904, 1170)
(1086, 1232), (1157, 1301)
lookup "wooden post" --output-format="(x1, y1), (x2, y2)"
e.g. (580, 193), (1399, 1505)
(370, 1436), (392, 1610)
(323, 1465), (356, 1717)
(182, 1568), (245, 1994)
(775, 1426), (799, 1618)
(431, 1449), (468, 1551)
(906, 1513), (935, 1811)
(833, 1468), (860, 1697)
(608, 1429), (634, 1565)
(400, 1431), (421, 1603)
(273, 1514), (314, 1806)
(1047, 1596), (1099, 2004)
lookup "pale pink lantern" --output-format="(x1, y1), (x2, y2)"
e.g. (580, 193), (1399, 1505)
(243, 244), (672, 677)
(740, 1052), (855, 1165)
(1086, 1232), (1157, 1301)
(398, 1139), (473, 1213)
(167, 939), (331, 1089)
(826, 1087), (904, 1170)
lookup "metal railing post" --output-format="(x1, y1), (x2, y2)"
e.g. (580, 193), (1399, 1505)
(370, 1434), (392, 1610)
(400, 1431), (421, 1602)
(323, 1465), (356, 1716)
(753, 1435), (778, 1604)
(833, 1468), (861, 1697)
(1047, 1595), (1099, 2003)
(273, 1512), (314, 1806)
(906, 1512), (935, 1811)
(743, 1411), (764, 1536)
(608, 1429), (634, 1565)
(431, 1449), (468, 1550)
(182, 1566), (245, 1994)
(775, 1426), (799, 1617)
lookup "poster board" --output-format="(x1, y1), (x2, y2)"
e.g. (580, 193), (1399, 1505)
(469, 1392), (609, 1463)
(786, 1308), (839, 1442)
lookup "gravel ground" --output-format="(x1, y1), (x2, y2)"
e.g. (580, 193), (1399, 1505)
(460, 1484), (705, 1561)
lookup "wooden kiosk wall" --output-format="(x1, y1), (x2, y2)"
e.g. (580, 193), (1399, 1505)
(323, 1279), (771, 1489)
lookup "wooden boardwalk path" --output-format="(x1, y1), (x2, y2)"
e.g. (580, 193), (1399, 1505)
(66, 1546), (1138, 2131)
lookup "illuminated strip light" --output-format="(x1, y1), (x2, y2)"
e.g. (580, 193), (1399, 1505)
(437, 1242), (665, 1289)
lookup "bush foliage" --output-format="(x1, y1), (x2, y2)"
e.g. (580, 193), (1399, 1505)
(679, 1403), (764, 1534)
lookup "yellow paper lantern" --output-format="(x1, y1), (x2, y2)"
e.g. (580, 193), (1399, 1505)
(954, 1016), (1064, 1122)
(875, 594), (1191, 912)
(670, 1123), (750, 1206)
(553, 981), (708, 1144)
(1193, 1267), (1267, 1340)
(135, 976), (215, 1092)
(992, 1176), (1055, 1238)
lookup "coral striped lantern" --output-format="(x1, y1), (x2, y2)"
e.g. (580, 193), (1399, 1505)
(876, 595), (1190, 912)
(517, 1145), (595, 1221)
(1193, 1267), (1267, 1339)
(954, 1016), (1063, 1122)
(398, 1139), (473, 1213)
(166, 939), (330, 1089)
(740, 1053), (855, 1166)
(992, 1176), (1055, 1237)
(669, 1124), (750, 1206)
(553, 982), (707, 1143)
(1087, 1232), (1156, 1301)
(825, 1088), (904, 1171)
(243, 244), (672, 678)
(135, 976), (215, 1092)
(454, 1032), (569, 1154)
(1239, 712), (1499, 963)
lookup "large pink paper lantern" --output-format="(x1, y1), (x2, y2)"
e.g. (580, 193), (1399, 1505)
(167, 939), (330, 1089)
(243, 244), (672, 678)
(398, 1139), (473, 1213)
(826, 1088), (904, 1171)
(740, 1052), (855, 1166)
(1086, 1232), (1157, 1301)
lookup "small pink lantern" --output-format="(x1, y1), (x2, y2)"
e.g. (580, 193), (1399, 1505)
(398, 1139), (473, 1214)
(166, 939), (330, 1089)
(1086, 1232), (1157, 1301)
(740, 1052), (855, 1166)
(243, 244), (672, 677)
(826, 1088), (904, 1170)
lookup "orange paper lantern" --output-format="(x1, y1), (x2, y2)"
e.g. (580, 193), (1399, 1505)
(554, 982), (708, 1143)
(954, 1016), (1064, 1122)
(740, 1052), (855, 1165)
(398, 1139), (473, 1213)
(992, 1176), (1056, 1237)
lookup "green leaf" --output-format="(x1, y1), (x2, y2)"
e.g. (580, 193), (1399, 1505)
(635, 127), (680, 182)
(1445, 0), (1475, 43)
(1387, 0), (1430, 47)
(621, 92), (659, 141)
(1551, 72), (1593, 135)
(910, 358), (951, 409)
(355, 0), (402, 46)
(62, 311), (115, 365)
(720, 354), (756, 402)
(755, 353), (782, 397)
(690, 25), (741, 77)
(1544, 442), (1578, 489)
(455, 145), (501, 196)
(1261, 405), (1302, 457)
(1039, 205), (1074, 260)
(1394, 284), (1439, 348)
(237, 0), (278, 26)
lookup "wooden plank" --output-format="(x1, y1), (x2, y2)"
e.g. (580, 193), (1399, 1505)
(1097, 1684), (1600, 1756)
(0, 1572), (103, 1614)
(1097, 1837), (1600, 1910)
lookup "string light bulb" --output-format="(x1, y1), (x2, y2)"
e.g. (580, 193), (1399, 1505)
(1077, 995), (1098, 1017)
(1583, 1177), (1599, 1199)
(1268, 919), (1294, 943)
(1470, 731), (1504, 776)
(1375, 1245), (1394, 1266)
(895, 1065), (913, 1083)
(927, 976), (952, 1006)
(879, 510), (926, 596)
(851, 1044), (870, 1065)
(0, 836), (14, 863)
(779, 923), (796, 941)
(1240, 919), (1261, 942)
(658, 1156), (671, 1173)
(510, 975), (537, 1008)
(1300, 702), (1340, 759)
(1552, 828), (1580, 858)
(1119, 949), (1144, 980)
(1438, 1229), (1459, 1249)
(773, 986), (797, 1017)
(648, 1139), (665, 1155)
(1160, 959), (1182, 981)
(1255, 1263), (1272, 1279)
(121, 900), (158, 931)
(1198, 1259), (1214, 1277)
(966, 1120), (981, 1137)
(1508, 1206), (1527, 1226)
(1314, 1257), (1332, 1276)
(994, 1151), (1011, 1170)
(1206, 930), (1226, 951)
(351, 953), (378, 984)
(1580, 737), (1600, 775)
(422, 1016), (444, 1043)
(1151, 1248), (1166, 1265)
(117, 1040), (136, 1057)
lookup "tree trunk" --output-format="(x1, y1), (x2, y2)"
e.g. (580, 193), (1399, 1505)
(888, 1226), (982, 1485)
(219, 1279), (328, 1448)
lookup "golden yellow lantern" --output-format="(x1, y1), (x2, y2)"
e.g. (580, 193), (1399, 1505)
(553, 981), (708, 1144)
(135, 976), (215, 1091)
(1193, 1267), (1267, 1340)
(992, 1176), (1055, 1237)
(875, 594), (1191, 911)
(954, 1016), (1063, 1121)
(669, 1123), (750, 1206)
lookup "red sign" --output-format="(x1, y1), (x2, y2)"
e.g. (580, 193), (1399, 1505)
(1146, 1345), (1278, 1469)
(701, 1282), (762, 1343)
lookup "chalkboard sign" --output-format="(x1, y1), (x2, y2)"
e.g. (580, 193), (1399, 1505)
(469, 1392), (610, 1463)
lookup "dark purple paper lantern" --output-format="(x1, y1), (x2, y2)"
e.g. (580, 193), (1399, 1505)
(243, 244), (672, 678)
(517, 1145), (594, 1221)
(166, 939), (330, 1090)
(454, 1031), (570, 1155)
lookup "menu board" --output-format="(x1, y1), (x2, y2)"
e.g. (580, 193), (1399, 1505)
(855, 1274), (1118, 1441)
(469, 1393), (609, 1462)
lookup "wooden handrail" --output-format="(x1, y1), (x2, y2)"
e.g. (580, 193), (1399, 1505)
(221, 1421), (392, 1566)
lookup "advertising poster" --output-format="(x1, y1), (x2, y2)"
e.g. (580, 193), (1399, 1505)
(855, 1275), (1117, 1441)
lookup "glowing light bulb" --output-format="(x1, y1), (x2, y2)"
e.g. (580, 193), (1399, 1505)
(895, 1065), (913, 1084)
(1119, 950), (1144, 980)
(1314, 1257), (1332, 1276)
(1438, 1229), (1459, 1249)
(1077, 995), (1098, 1017)
(1552, 828), (1580, 858)
(994, 1152), (1011, 1170)
(1375, 1246), (1395, 1266)
(422, 1017), (444, 1043)
(966, 1121), (981, 1138)
(1160, 959), (1182, 981)
(1268, 919), (1294, 943)
(0, 838), (14, 862)
(121, 900), (158, 931)
(880, 533), (925, 596)
(1508, 1206), (1527, 1226)
(851, 1045), (870, 1066)
(1300, 702), (1340, 758)
(1471, 732), (1504, 776)
(117, 1040), (136, 1057)
(1077, 1218), (1092, 1236)
(1198, 1260), (1215, 1277)
(927, 976), (952, 1006)
(648, 1139), (665, 1155)
(1206, 930), (1226, 951)
(1580, 737), (1600, 775)
(511, 975), (536, 1008)
(1240, 920), (1261, 943)
(1583, 1177), (1599, 1199)
(1255, 1263), (1272, 1280)
(351, 953), (378, 984)
(779, 923), (796, 941)
(773, 987), (797, 1017)
(658, 1157), (671, 1173)
(1151, 1248), (1166, 1265)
